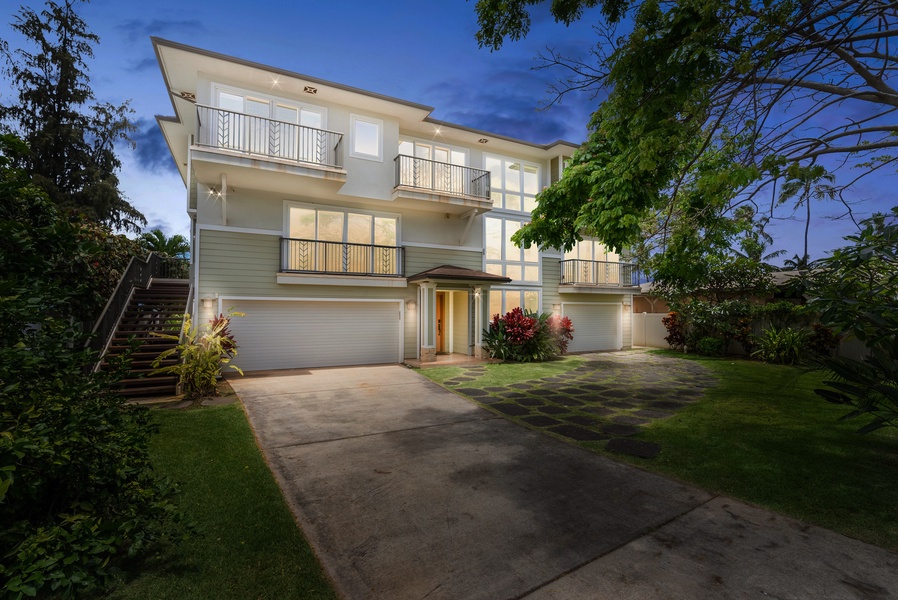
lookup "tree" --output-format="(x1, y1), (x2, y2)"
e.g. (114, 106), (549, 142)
(805, 207), (898, 432)
(0, 133), (186, 597)
(0, 0), (145, 232)
(474, 0), (898, 284)
(139, 228), (190, 258)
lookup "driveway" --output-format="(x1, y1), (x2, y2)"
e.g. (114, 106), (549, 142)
(229, 364), (897, 600)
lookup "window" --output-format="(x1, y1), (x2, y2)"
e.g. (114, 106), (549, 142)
(564, 238), (621, 284)
(211, 87), (327, 163)
(285, 204), (398, 274)
(485, 216), (540, 283)
(351, 114), (383, 161)
(397, 140), (468, 194)
(488, 289), (540, 318)
(484, 155), (540, 212)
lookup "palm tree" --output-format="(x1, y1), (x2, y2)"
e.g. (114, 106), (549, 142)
(139, 228), (189, 258)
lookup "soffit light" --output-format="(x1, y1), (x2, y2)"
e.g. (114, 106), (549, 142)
(178, 91), (196, 103)
(478, 138), (489, 144)
(303, 85), (318, 95)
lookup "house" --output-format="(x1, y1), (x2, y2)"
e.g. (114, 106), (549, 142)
(152, 38), (639, 371)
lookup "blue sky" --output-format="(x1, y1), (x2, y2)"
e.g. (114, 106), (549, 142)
(2, 0), (893, 262)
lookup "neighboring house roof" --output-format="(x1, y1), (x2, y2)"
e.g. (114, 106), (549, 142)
(407, 265), (512, 284)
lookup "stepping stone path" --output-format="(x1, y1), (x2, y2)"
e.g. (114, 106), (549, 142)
(440, 351), (716, 456)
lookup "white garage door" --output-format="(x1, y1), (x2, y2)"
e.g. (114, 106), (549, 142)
(226, 299), (401, 371)
(562, 303), (621, 353)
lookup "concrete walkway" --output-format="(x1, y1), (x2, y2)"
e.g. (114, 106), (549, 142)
(229, 365), (897, 600)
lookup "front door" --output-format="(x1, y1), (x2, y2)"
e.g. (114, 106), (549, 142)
(436, 292), (445, 353)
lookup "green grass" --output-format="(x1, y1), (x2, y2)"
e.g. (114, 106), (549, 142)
(106, 404), (337, 600)
(424, 352), (898, 551)
(423, 355), (585, 386)
(622, 354), (898, 551)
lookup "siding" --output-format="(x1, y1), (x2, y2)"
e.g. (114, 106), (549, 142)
(197, 228), (418, 358)
(404, 245), (483, 275)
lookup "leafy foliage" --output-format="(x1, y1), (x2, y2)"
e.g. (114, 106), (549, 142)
(0, 0), (144, 231)
(483, 308), (573, 362)
(805, 208), (898, 432)
(153, 311), (245, 400)
(695, 336), (725, 357)
(139, 228), (190, 258)
(751, 327), (807, 365)
(476, 0), (897, 288)
(661, 312), (685, 349)
(0, 134), (186, 598)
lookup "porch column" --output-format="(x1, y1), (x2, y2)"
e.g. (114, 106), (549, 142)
(473, 286), (484, 359)
(418, 282), (438, 362)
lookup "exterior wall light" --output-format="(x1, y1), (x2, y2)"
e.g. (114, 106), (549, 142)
(201, 298), (213, 308)
(406, 299), (416, 309)
(552, 303), (561, 311)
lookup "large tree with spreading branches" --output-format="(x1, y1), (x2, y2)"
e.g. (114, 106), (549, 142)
(0, 0), (145, 232)
(474, 0), (898, 284)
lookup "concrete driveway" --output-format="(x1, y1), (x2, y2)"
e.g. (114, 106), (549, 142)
(229, 365), (897, 600)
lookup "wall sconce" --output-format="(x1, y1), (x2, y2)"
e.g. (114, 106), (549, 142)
(201, 298), (213, 308)
(473, 289), (481, 298)
(405, 299), (416, 310)
(552, 303), (561, 311)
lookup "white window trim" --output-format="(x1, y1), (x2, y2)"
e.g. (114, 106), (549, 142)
(484, 216), (541, 285)
(350, 114), (384, 161)
(483, 153), (543, 214)
(398, 136), (470, 165)
(488, 288), (542, 316)
(211, 82), (328, 127)
(283, 200), (402, 242)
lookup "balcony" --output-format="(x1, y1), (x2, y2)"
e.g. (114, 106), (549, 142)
(559, 260), (640, 290)
(392, 155), (493, 213)
(192, 105), (346, 196)
(280, 238), (405, 281)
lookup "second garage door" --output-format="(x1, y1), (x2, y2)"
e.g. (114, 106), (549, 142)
(562, 303), (621, 353)
(226, 299), (402, 372)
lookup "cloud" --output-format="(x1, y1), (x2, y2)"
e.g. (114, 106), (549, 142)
(131, 119), (178, 175)
(115, 18), (205, 43)
(130, 57), (159, 72)
(423, 67), (598, 144)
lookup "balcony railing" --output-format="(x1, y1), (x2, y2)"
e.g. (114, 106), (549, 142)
(281, 238), (404, 277)
(560, 259), (639, 287)
(196, 105), (343, 168)
(394, 154), (490, 200)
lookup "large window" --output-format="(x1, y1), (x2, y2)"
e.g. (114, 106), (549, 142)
(488, 289), (540, 318)
(484, 155), (540, 212)
(565, 239), (619, 263)
(397, 140), (467, 194)
(564, 238), (621, 284)
(285, 205), (398, 274)
(485, 216), (540, 283)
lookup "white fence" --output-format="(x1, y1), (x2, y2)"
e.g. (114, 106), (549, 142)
(632, 312), (669, 348)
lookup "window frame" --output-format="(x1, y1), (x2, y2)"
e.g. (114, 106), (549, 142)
(484, 215), (541, 285)
(483, 153), (542, 214)
(283, 201), (401, 245)
(488, 288), (542, 318)
(350, 114), (384, 162)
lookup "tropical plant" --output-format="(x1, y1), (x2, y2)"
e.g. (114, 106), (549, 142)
(0, 0), (144, 231)
(483, 308), (573, 362)
(661, 311), (686, 350)
(0, 134), (187, 598)
(153, 311), (245, 399)
(139, 228), (190, 258)
(751, 327), (807, 365)
(805, 207), (898, 432)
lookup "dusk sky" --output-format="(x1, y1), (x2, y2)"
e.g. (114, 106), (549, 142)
(2, 0), (894, 263)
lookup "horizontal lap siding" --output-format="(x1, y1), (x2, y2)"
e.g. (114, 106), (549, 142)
(404, 246), (483, 275)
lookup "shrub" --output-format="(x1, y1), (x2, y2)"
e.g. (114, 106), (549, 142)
(806, 323), (840, 358)
(483, 308), (573, 362)
(751, 327), (807, 365)
(153, 311), (245, 399)
(662, 311), (686, 349)
(0, 137), (187, 597)
(696, 336), (725, 356)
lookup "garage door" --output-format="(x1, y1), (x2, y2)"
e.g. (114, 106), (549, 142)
(562, 303), (621, 353)
(226, 299), (401, 371)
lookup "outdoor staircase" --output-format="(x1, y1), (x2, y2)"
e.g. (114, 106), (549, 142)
(102, 280), (190, 398)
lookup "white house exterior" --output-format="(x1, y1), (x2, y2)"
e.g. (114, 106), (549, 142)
(153, 38), (638, 372)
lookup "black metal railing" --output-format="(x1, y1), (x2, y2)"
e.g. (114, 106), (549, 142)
(560, 259), (639, 287)
(196, 105), (343, 168)
(394, 154), (490, 200)
(281, 238), (404, 277)
(87, 254), (190, 357)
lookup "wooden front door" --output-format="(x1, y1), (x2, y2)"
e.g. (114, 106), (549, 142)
(436, 292), (445, 353)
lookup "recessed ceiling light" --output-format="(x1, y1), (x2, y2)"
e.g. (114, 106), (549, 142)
(303, 85), (318, 95)
(478, 138), (488, 144)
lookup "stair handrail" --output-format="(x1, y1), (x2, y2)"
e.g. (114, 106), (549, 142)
(87, 252), (157, 357)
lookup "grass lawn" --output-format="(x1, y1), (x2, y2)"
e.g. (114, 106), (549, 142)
(422, 352), (898, 552)
(106, 403), (337, 600)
